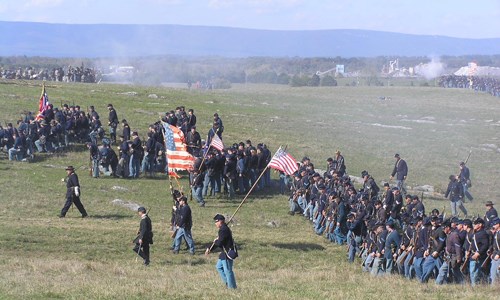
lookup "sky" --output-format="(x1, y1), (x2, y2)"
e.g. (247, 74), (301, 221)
(0, 0), (499, 39)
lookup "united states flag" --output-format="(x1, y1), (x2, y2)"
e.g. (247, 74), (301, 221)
(35, 85), (49, 121)
(210, 133), (224, 151)
(162, 122), (195, 171)
(268, 147), (298, 175)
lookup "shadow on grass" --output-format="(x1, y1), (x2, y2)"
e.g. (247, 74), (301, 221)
(180, 258), (210, 266)
(199, 241), (246, 250)
(89, 214), (129, 220)
(269, 242), (326, 251)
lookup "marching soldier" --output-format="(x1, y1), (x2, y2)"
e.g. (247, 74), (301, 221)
(370, 223), (388, 276)
(205, 214), (237, 289)
(59, 166), (88, 218)
(436, 220), (463, 284)
(489, 217), (500, 285)
(413, 217), (432, 282)
(445, 175), (467, 217)
(172, 196), (195, 255)
(133, 207), (153, 266)
(390, 153), (408, 195)
(468, 218), (489, 286)
(421, 216), (446, 283)
(458, 161), (473, 201)
(485, 201), (498, 229)
(384, 219), (401, 274)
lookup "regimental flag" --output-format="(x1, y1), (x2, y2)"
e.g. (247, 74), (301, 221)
(268, 147), (299, 175)
(35, 85), (49, 121)
(162, 122), (195, 171)
(210, 133), (224, 151)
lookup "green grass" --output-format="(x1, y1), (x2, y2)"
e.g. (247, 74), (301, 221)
(1, 80), (499, 299)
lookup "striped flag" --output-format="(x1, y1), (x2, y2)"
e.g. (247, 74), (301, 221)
(162, 122), (195, 171)
(210, 133), (224, 151)
(35, 85), (49, 121)
(268, 147), (298, 175)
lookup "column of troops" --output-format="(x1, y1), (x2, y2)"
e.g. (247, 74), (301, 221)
(286, 155), (500, 285)
(0, 66), (100, 83)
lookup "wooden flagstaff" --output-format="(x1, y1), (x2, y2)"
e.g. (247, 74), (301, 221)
(207, 146), (283, 252)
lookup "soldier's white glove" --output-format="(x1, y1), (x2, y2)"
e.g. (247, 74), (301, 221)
(75, 187), (80, 197)
(61, 178), (66, 182)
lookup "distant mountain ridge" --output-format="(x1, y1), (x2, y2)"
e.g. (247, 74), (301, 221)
(1, 21), (499, 58)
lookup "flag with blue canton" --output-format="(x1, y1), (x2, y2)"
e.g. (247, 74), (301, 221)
(268, 147), (298, 175)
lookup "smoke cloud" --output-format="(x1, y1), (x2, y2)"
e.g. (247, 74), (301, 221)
(414, 57), (445, 80)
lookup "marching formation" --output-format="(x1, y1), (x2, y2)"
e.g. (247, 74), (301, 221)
(286, 155), (500, 285)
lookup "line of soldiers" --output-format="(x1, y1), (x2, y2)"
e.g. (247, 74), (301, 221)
(0, 65), (100, 83)
(438, 75), (500, 98)
(287, 155), (500, 285)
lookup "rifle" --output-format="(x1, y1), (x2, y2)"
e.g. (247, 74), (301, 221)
(361, 239), (375, 267)
(358, 244), (365, 258)
(460, 236), (473, 273)
(189, 172), (194, 201)
(320, 212), (327, 227)
(396, 231), (414, 266)
(481, 250), (492, 268)
(329, 205), (338, 234)
(463, 148), (472, 165)
(89, 153), (92, 177)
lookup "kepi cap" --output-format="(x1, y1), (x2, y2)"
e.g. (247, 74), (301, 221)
(473, 218), (485, 225)
(463, 219), (473, 227)
(213, 214), (225, 222)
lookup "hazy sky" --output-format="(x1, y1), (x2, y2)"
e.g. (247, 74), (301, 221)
(0, 0), (498, 38)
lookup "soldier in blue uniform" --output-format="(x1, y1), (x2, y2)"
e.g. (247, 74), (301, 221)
(484, 201), (498, 229)
(205, 214), (237, 289)
(489, 217), (500, 285)
(59, 166), (88, 218)
(384, 219), (401, 274)
(445, 175), (467, 217)
(390, 154), (408, 195)
(458, 161), (473, 201)
(133, 206), (153, 266)
(468, 218), (489, 286)
(172, 196), (195, 255)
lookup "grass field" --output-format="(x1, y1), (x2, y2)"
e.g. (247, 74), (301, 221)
(0, 80), (499, 299)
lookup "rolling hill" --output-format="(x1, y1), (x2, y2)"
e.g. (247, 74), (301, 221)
(1, 21), (499, 58)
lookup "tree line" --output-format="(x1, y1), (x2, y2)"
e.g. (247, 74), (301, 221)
(1, 55), (499, 87)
